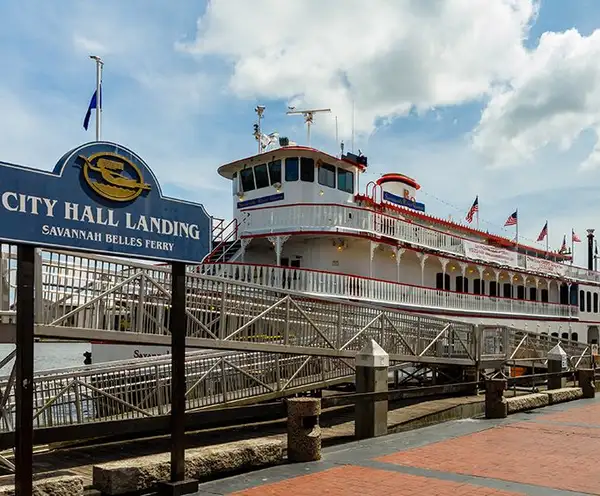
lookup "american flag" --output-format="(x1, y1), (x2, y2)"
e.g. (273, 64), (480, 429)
(504, 211), (517, 226)
(559, 235), (567, 253)
(537, 221), (548, 241)
(465, 196), (478, 224)
(572, 229), (581, 243)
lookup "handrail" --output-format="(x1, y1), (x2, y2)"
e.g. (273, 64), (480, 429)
(237, 203), (600, 285)
(201, 262), (575, 318)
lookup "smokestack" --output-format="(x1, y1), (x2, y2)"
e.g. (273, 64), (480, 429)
(587, 229), (595, 270)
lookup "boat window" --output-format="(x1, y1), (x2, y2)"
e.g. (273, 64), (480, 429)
(232, 171), (238, 196)
(503, 283), (512, 298)
(572, 332), (579, 342)
(529, 287), (537, 301)
(268, 160), (282, 185)
(561, 332), (569, 340)
(587, 291), (592, 312)
(489, 281), (497, 297)
(473, 279), (484, 295)
(541, 289), (548, 302)
(435, 273), (450, 290)
(318, 163), (336, 188)
(455, 276), (468, 293)
(337, 168), (354, 193)
(254, 163), (270, 189)
(559, 284), (569, 304)
(300, 157), (314, 182)
(594, 293), (598, 313)
(240, 167), (255, 192)
(517, 285), (525, 300)
(580, 290), (585, 311)
(285, 157), (299, 181)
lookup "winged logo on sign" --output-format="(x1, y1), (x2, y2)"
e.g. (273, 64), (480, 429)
(79, 152), (151, 202)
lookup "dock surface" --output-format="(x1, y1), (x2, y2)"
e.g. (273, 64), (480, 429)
(196, 396), (600, 496)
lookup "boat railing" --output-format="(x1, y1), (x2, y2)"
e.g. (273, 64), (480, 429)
(238, 203), (600, 285)
(200, 262), (575, 319)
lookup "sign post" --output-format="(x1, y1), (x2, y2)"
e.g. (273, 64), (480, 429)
(15, 245), (35, 496)
(0, 141), (212, 494)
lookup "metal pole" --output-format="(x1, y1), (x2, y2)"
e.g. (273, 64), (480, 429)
(170, 261), (186, 482)
(96, 59), (102, 141)
(15, 245), (35, 496)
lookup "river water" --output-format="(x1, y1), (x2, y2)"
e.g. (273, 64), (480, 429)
(0, 342), (91, 374)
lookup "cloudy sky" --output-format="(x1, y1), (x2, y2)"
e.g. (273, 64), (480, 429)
(2, 0), (600, 265)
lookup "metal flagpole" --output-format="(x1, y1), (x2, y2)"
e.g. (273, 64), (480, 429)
(571, 229), (574, 265)
(90, 55), (103, 141)
(515, 208), (519, 246)
(545, 220), (549, 256)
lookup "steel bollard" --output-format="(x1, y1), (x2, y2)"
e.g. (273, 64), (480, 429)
(286, 397), (321, 462)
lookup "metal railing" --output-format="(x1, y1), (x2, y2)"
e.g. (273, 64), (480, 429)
(201, 262), (573, 318)
(239, 203), (600, 284)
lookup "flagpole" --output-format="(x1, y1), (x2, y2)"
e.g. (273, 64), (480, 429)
(571, 229), (574, 265)
(515, 208), (519, 247)
(545, 220), (549, 257)
(90, 55), (103, 141)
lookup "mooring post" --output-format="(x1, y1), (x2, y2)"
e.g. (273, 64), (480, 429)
(160, 262), (198, 496)
(547, 343), (567, 390)
(15, 245), (35, 496)
(355, 339), (389, 439)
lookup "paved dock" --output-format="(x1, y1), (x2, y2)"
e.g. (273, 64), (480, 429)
(195, 396), (600, 495)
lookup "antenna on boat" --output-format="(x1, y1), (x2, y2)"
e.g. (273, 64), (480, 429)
(253, 105), (266, 153)
(286, 108), (331, 147)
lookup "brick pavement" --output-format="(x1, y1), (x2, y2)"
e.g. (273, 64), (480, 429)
(195, 397), (600, 496)
(230, 466), (525, 496)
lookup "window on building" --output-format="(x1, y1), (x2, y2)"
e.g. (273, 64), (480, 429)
(529, 287), (537, 301)
(503, 283), (512, 298)
(473, 279), (485, 295)
(240, 167), (255, 192)
(580, 290), (585, 311)
(489, 281), (497, 297)
(541, 289), (548, 302)
(254, 163), (269, 189)
(517, 285), (525, 300)
(285, 157), (299, 181)
(588, 291), (592, 313)
(436, 273), (450, 290)
(337, 168), (354, 193)
(318, 163), (336, 188)
(300, 157), (314, 182)
(268, 160), (282, 185)
(594, 293), (598, 313)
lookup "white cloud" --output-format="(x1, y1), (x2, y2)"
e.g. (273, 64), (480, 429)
(473, 28), (600, 170)
(180, 0), (538, 139)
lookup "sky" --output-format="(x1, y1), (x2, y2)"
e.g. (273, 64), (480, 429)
(2, 0), (600, 266)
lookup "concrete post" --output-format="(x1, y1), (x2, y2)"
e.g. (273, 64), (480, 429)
(355, 339), (389, 439)
(548, 343), (567, 390)
(485, 379), (507, 419)
(577, 369), (596, 398)
(286, 397), (321, 462)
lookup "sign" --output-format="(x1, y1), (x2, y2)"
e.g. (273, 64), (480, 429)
(238, 192), (284, 209)
(383, 191), (425, 212)
(463, 240), (518, 267)
(525, 256), (567, 278)
(91, 343), (172, 364)
(0, 141), (212, 263)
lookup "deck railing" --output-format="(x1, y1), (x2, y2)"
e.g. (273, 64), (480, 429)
(201, 262), (575, 319)
(239, 204), (600, 285)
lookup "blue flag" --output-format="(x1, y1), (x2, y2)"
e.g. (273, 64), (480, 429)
(83, 87), (102, 131)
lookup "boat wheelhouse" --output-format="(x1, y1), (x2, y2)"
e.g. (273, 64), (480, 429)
(203, 124), (600, 347)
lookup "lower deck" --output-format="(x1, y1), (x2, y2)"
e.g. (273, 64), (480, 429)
(223, 234), (600, 344)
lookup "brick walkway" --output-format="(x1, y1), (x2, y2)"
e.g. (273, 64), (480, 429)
(196, 397), (600, 496)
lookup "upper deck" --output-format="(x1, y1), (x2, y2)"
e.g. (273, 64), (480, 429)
(216, 144), (600, 286)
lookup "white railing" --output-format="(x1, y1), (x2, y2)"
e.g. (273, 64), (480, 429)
(240, 204), (600, 285)
(201, 263), (574, 319)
